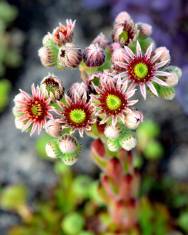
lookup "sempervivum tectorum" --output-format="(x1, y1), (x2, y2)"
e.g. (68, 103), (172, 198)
(58, 43), (82, 68)
(83, 43), (105, 67)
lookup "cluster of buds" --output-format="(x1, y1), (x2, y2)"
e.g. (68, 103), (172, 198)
(13, 12), (181, 165)
(91, 140), (140, 232)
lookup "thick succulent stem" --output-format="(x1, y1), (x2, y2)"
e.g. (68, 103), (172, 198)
(91, 139), (140, 233)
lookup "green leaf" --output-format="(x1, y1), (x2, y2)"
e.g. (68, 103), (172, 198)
(178, 211), (188, 232)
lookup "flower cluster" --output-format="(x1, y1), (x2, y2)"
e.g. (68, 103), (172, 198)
(13, 12), (182, 165)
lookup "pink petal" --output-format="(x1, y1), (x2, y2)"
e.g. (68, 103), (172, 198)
(136, 41), (142, 57)
(152, 77), (168, 86)
(140, 84), (147, 99)
(155, 60), (169, 69)
(124, 46), (135, 59)
(145, 43), (154, 58)
(147, 82), (158, 96)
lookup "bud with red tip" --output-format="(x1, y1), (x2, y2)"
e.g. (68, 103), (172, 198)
(45, 139), (61, 159)
(83, 44), (105, 67)
(58, 43), (82, 68)
(114, 11), (132, 26)
(53, 19), (76, 46)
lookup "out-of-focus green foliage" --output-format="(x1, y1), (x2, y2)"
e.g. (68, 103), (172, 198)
(5, 162), (104, 235)
(136, 120), (163, 162)
(0, 0), (23, 112)
(178, 211), (188, 232)
(139, 198), (170, 235)
(0, 79), (11, 111)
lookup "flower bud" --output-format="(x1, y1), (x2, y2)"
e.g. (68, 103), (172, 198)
(59, 135), (80, 165)
(111, 47), (127, 71)
(114, 11), (132, 26)
(42, 32), (53, 47)
(38, 46), (58, 67)
(110, 42), (121, 53)
(165, 72), (179, 87)
(45, 120), (62, 137)
(104, 125), (120, 139)
(154, 47), (170, 63)
(62, 153), (78, 166)
(92, 32), (109, 49)
(107, 138), (120, 152)
(137, 23), (152, 37)
(40, 73), (64, 101)
(68, 82), (88, 100)
(113, 13), (137, 46)
(58, 43), (82, 68)
(59, 135), (79, 154)
(45, 140), (61, 159)
(83, 44), (105, 67)
(53, 19), (76, 46)
(120, 134), (137, 151)
(158, 86), (175, 100)
(125, 111), (143, 129)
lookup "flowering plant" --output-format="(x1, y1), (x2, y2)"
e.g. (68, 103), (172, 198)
(13, 11), (182, 233)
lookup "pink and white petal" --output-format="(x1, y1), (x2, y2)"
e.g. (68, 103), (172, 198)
(155, 60), (169, 69)
(112, 117), (117, 127)
(127, 82), (137, 92)
(30, 123), (38, 136)
(127, 99), (138, 106)
(124, 46), (135, 59)
(136, 41), (142, 57)
(22, 120), (32, 132)
(152, 77), (168, 86)
(126, 89), (136, 98)
(145, 43), (154, 58)
(140, 84), (147, 99)
(122, 79), (128, 92)
(147, 82), (158, 96)
(19, 90), (31, 100)
(115, 61), (127, 69)
(151, 50), (163, 63)
(155, 71), (171, 77)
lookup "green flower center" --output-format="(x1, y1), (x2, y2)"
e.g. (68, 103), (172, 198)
(31, 102), (43, 116)
(106, 94), (122, 111)
(119, 31), (129, 43)
(69, 109), (86, 124)
(134, 63), (149, 79)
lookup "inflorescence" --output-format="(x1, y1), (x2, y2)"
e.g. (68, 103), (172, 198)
(13, 11), (182, 166)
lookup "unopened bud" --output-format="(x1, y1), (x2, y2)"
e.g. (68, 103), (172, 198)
(92, 32), (109, 49)
(137, 22), (152, 37)
(111, 48), (127, 71)
(58, 43), (82, 68)
(114, 11), (132, 26)
(38, 46), (58, 67)
(83, 44), (105, 67)
(45, 120), (62, 137)
(59, 135), (79, 154)
(120, 134), (137, 151)
(53, 19), (76, 46)
(107, 138), (120, 152)
(125, 110), (143, 129)
(165, 72), (179, 87)
(41, 73), (64, 101)
(45, 140), (61, 159)
(104, 125), (120, 139)
(154, 47), (170, 63)
(158, 86), (175, 100)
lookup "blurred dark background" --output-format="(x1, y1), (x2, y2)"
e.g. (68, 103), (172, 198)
(0, 0), (188, 234)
